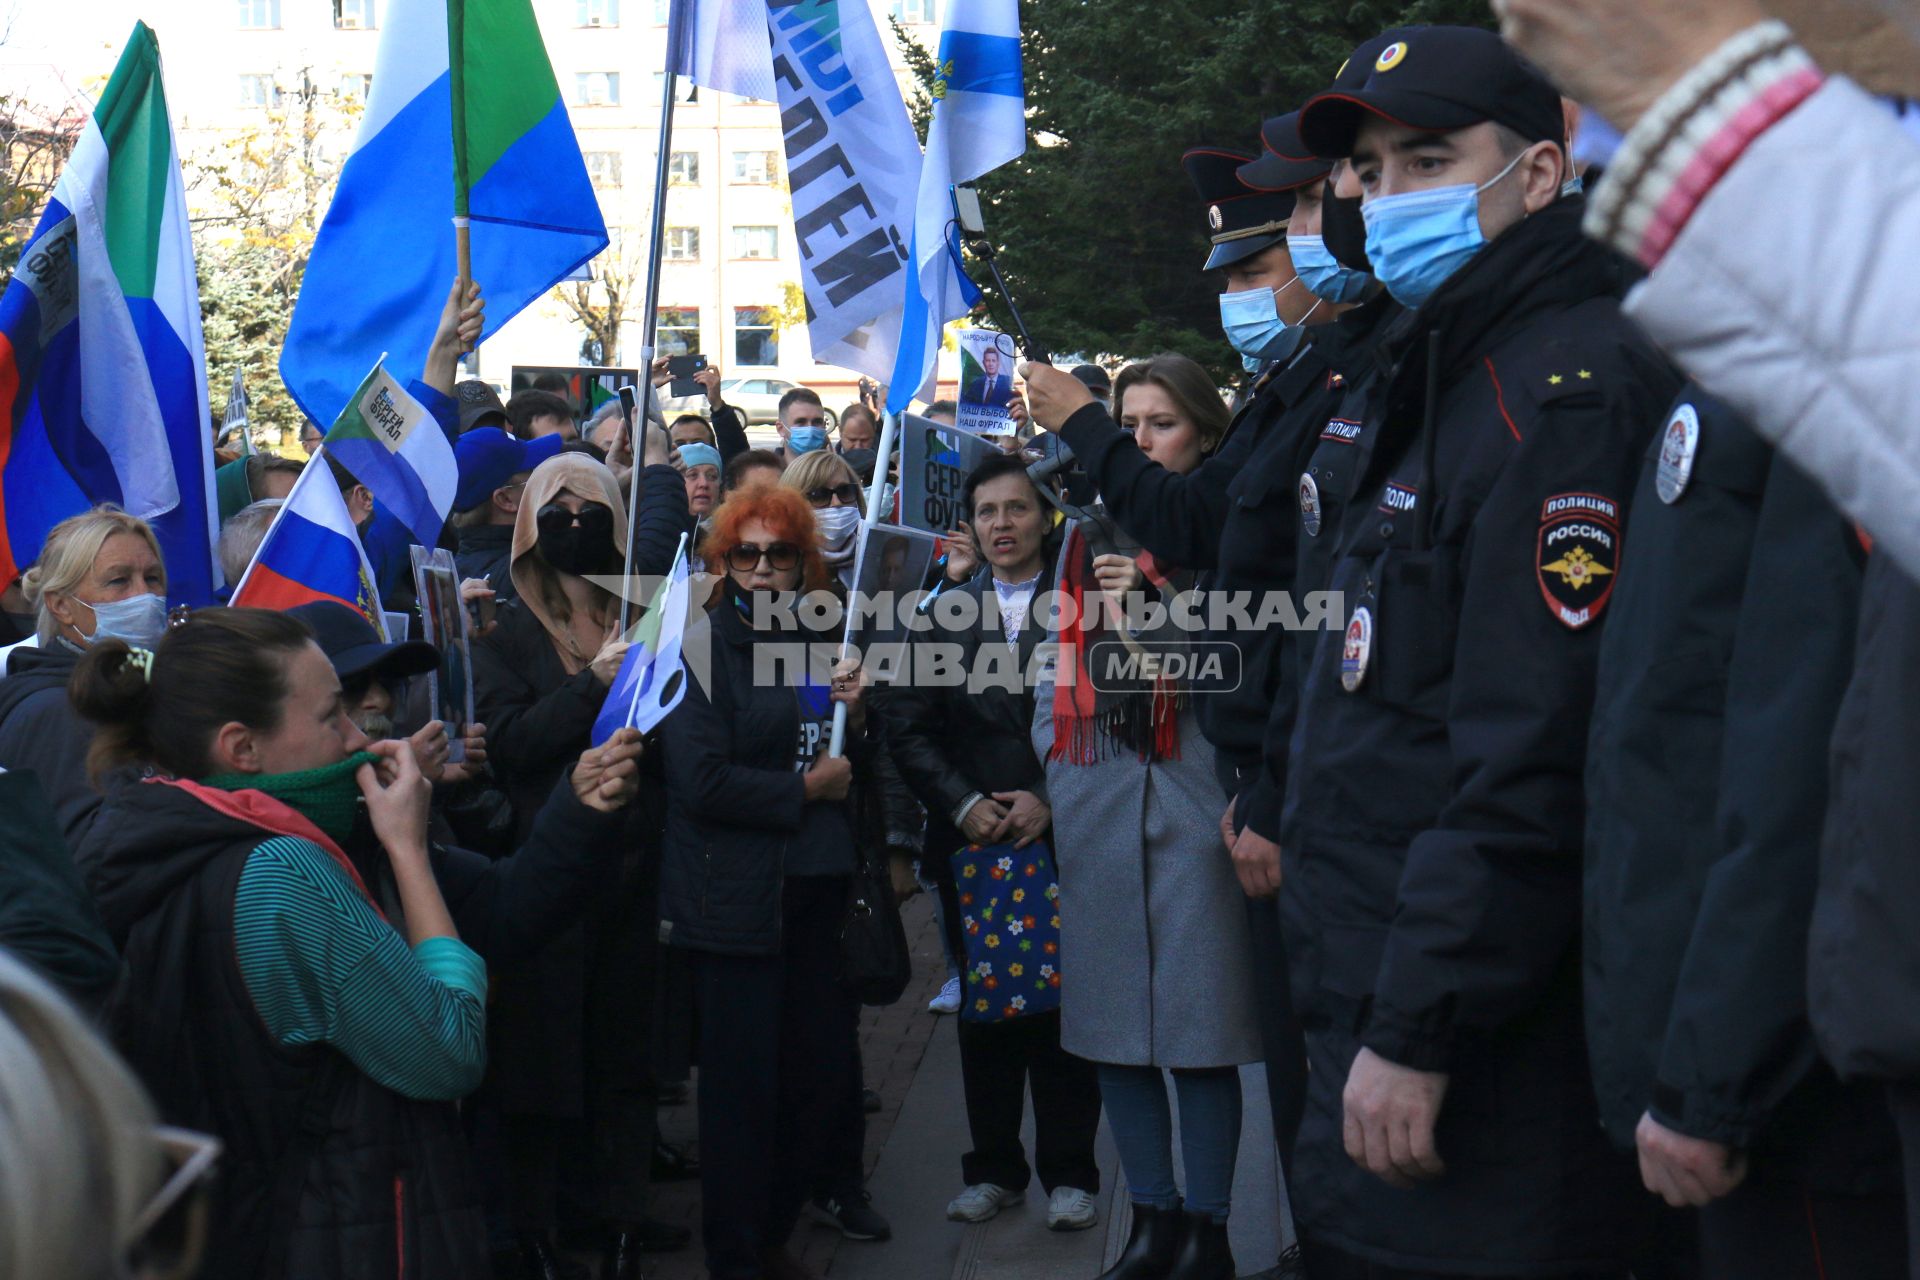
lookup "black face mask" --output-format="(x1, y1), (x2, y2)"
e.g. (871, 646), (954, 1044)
(535, 501), (619, 578)
(1321, 184), (1371, 274)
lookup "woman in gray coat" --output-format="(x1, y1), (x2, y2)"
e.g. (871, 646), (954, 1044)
(1030, 356), (1260, 1279)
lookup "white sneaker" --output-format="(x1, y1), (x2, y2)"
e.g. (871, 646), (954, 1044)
(946, 1182), (1021, 1222)
(928, 975), (962, 1015)
(1045, 1186), (1098, 1232)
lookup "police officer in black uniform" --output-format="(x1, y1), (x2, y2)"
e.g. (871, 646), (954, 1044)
(1272, 27), (1681, 1276)
(1022, 121), (1384, 1242)
(1585, 387), (1903, 1277)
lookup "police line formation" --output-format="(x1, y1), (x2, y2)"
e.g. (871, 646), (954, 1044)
(3, 14), (1919, 1280)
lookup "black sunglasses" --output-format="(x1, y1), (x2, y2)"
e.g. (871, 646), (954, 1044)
(727, 541), (802, 572)
(536, 501), (614, 539)
(805, 483), (861, 507)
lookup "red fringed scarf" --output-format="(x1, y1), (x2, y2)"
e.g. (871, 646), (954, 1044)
(1048, 522), (1186, 765)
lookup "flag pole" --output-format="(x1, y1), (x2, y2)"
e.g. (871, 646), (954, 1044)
(448, 0), (473, 305)
(827, 407), (900, 758)
(619, 8), (686, 634)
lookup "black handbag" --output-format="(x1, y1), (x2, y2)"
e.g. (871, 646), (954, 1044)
(838, 843), (911, 1006)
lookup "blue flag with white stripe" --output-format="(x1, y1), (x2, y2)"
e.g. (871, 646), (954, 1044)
(886, 1), (1025, 414)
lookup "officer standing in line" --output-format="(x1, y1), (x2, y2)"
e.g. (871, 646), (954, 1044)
(1021, 119), (1378, 1279)
(1584, 386), (1903, 1277)
(1274, 27), (1681, 1276)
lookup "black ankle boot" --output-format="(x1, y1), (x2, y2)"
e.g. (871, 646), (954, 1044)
(509, 1233), (590, 1280)
(1094, 1201), (1185, 1279)
(1164, 1211), (1233, 1280)
(600, 1230), (650, 1280)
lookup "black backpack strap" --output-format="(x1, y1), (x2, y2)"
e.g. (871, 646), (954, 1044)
(261, 1050), (353, 1280)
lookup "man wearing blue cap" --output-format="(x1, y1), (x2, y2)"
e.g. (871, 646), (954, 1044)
(451, 427), (567, 605)
(1252, 25), (1683, 1277)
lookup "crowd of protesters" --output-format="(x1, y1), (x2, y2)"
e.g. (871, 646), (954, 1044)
(6, 1), (1920, 1279)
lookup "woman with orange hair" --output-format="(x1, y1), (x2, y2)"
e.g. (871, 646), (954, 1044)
(657, 484), (876, 1280)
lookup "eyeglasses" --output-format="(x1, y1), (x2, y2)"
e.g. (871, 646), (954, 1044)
(127, 1126), (221, 1280)
(726, 541), (802, 572)
(805, 483), (861, 507)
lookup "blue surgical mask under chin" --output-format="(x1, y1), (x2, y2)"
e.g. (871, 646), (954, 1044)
(1361, 149), (1528, 309)
(1219, 278), (1321, 373)
(81, 592), (167, 648)
(1286, 235), (1374, 304)
(787, 426), (829, 455)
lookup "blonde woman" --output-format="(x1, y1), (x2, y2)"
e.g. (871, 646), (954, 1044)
(781, 449), (865, 590)
(0, 948), (186, 1280)
(0, 505), (167, 846)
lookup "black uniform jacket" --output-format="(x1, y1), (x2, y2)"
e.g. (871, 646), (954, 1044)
(1585, 388), (1895, 1194)
(1057, 301), (1390, 832)
(1278, 198), (1681, 1273)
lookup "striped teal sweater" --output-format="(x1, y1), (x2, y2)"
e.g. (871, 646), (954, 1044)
(233, 836), (487, 1100)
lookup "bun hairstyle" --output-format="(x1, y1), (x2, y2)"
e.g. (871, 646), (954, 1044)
(69, 608), (316, 784)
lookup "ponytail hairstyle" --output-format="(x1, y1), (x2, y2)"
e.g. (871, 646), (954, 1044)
(69, 608), (316, 784)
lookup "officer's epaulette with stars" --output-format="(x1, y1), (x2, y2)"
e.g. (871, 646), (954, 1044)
(1518, 338), (1607, 413)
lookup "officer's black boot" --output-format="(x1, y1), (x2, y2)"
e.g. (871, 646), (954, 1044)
(1163, 1211), (1234, 1280)
(506, 1232), (590, 1280)
(1094, 1201), (1185, 1279)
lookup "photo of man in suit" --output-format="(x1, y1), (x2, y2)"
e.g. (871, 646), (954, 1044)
(965, 343), (1015, 409)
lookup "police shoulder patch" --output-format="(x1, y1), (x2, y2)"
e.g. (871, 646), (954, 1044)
(1536, 492), (1619, 630)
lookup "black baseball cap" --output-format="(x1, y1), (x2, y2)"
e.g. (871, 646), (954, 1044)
(1182, 147), (1296, 271)
(290, 601), (438, 686)
(1069, 364), (1110, 397)
(1237, 111), (1333, 194)
(455, 379), (509, 433)
(1299, 26), (1563, 160)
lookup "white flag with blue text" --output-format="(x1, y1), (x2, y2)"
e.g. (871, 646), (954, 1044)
(886, 0), (1025, 413)
(668, 0), (924, 382)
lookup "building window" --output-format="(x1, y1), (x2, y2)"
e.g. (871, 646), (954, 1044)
(657, 307), (700, 358)
(734, 308), (778, 366)
(334, 0), (376, 28)
(730, 150), (778, 184)
(729, 226), (778, 260)
(584, 151), (623, 188)
(574, 72), (621, 106)
(237, 0), (281, 28)
(889, 0), (935, 23)
(651, 72), (699, 105)
(338, 73), (373, 101)
(238, 74), (282, 108)
(577, 0), (619, 25)
(668, 151), (700, 185)
(665, 227), (700, 262)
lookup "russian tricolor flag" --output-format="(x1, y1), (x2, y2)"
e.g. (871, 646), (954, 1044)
(230, 453), (388, 637)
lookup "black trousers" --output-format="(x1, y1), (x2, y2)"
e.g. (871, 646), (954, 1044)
(1884, 1082), (1920, 1280)
(690, 876), (862, 1280)
(1218, 753), (1308, 1186)
(956, 1009), (1102, 1194)
(1696, 1177), (1906, 1279)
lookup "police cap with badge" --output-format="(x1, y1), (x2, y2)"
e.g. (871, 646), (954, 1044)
(1181, 135), (1326, 271)
(1296, 25), (1565, 160)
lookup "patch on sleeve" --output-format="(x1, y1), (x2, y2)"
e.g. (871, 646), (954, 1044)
(1536, 493), (1619, 630)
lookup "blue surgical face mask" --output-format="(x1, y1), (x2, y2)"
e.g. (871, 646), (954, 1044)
(1361, 148), (1528, 309)
(1218, 277), (1321, 372)
(1286, 235), (1374, 304)
(80, 592), (167, 648)
(787, 426), (829, 455)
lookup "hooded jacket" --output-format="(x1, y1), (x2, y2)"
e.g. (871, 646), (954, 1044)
(0, 641), (110, 849)
(82, 778), (488, 1280)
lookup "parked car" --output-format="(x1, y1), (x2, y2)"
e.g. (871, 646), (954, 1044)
(659, 377), (838, 428)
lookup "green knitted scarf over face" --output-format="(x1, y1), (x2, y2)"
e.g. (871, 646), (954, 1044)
(202, 750), (380, 843)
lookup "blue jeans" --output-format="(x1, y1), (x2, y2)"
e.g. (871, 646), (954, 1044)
(1096, 1063), (1242, 1221)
